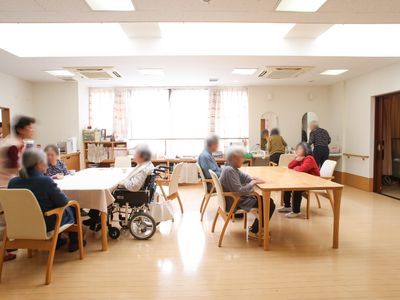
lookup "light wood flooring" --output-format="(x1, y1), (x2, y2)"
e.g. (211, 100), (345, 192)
(1, 185), (400, 299)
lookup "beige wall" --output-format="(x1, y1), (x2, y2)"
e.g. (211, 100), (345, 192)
(248, 85), (330, 150)
(32, 82), (80, 147)
(330, 62), (400, 178)
(0, 72), (33, 121)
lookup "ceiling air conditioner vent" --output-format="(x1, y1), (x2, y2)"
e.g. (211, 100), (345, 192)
(258, 66), (313, 79)
(66, 67), (122, 80)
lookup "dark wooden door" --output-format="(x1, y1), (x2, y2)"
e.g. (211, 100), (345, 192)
(374, 97), (384, 193)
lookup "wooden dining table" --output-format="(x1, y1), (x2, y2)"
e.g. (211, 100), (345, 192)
(241, 166), (344, 251)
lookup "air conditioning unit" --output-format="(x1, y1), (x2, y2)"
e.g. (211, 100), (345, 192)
(66, 67), (122, 80)
(258, 66), (314, 79)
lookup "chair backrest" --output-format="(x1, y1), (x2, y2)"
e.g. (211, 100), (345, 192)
(168, 162), (184, 195)
(209, 170), (226, 212)
(196, 163), (208, 193)
(0, 189), (48, 240)
(319, 160), (337, 178)
(114, 156), (132, 168)
(278, 154), (296, 167)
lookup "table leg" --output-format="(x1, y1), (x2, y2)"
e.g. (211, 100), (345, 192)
(100, 212), (108, 251)
(332, 188), (343, 249)
(262, 190), (271, 251)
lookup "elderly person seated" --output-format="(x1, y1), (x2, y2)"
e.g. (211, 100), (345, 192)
(8, 149), (85, 252)
(198, 134), (222, 191)
(44, 144), (69, 179)
(220, 147), (276, 237)
(83, 144), (155, 229)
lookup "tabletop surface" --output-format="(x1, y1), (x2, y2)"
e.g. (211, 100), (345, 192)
(55, 167), (134, 191)
(241, 166), (344, 191)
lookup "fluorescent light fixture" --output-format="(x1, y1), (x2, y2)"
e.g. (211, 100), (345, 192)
(0, 23), (131, 57)
(320, 69), (348, 76)
(160, 23), (295, 41)
(276, 0), (327, 12)
(232, 68), (258, 75)
(45, 70), (75, 77)
(85, 0), (135, 11)
(138, 69), (164, 76)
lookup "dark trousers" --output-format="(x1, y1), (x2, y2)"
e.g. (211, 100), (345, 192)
(283, 191), (304, 213)
(226, 196), (276, 220)
(313, 146), (329, 168)
(270, 152), (283, 165)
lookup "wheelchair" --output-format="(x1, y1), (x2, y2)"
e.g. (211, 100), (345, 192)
(108, 174), (158, 240)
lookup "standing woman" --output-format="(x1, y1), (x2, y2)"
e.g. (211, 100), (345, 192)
(278, 142), (320, 218)
(268, 128), (287, 165)
(308, 121), (331, 168)
(0, 116), (36, 262)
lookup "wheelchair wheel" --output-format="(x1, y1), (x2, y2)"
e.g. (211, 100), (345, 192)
(128, 212), (156, 240)
(108, 226), (120, 239)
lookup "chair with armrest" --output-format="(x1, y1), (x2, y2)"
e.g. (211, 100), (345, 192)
(0, 189), (84, 285)
(196, 163), (217, 221)
(209, 170), (262, 247)
(305, 159), (337, 219)
(156, 162), (184, 214)
(114, 156), (132, 168)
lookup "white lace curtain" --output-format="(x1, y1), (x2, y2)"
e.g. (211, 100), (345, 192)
(89, 87), (248, 141)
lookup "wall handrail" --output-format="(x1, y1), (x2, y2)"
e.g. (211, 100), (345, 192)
(343, 153), (369, 160)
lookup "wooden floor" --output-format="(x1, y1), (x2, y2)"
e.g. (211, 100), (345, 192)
(1, 185), (400, 299)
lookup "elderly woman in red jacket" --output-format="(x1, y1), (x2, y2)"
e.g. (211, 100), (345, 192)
(278, 142), (320, 218)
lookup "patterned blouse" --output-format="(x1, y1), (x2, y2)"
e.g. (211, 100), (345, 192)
(45, 160), (70, 177)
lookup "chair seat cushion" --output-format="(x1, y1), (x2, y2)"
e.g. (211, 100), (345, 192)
(46, 223), (74, 239)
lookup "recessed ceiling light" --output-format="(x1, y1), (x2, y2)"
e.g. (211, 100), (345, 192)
(85, 0), (135, 11)
(232, 68), (258, 75)
(275, 0), (327, 12)
(320, 69), (348, 76)
(138, 69), (164, 76)
(45, 70), (75, 77)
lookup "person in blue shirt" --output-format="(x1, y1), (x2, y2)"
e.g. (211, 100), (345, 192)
(198, 134), (222, 183)
(44, 144), (70, 179)
(8, 149), (85, 252)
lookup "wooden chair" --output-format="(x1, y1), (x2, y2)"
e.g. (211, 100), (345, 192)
(114, 156), (132, 168)
(209, 170), (262, 247)
(0, 189), (84, 285)
(196, 163), (217, 222)
(305, 160), (337, 219)
(269, 153), (296, 167)
(157, 162), (184, 214)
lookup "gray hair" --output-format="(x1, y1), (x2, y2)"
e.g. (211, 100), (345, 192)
(135, 144), (152, 162)
(205, 134), (219, 148)
(44, 144), (60, 156)
(19, 149), (47, 179)
(226, 146), (245, 163)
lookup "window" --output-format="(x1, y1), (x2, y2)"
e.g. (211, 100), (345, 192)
(89, 87), (249, 156)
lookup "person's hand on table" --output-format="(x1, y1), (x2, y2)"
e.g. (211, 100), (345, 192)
(251, 178), (265, 185)
(52, 173), (64, 180)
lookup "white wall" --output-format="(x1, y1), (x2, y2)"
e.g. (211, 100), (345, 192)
(330, 62), (400, 178)
(0, 72), (33, 120)
(32, 82), (79, 147)
(248, 86), (330, 149)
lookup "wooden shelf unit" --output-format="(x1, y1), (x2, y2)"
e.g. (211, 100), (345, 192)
(83, 141), (128, 168)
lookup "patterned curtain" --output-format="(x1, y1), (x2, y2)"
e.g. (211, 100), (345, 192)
(113, 88), (129, 139)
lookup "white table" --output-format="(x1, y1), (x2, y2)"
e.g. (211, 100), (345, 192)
(55, 167), (134, 251)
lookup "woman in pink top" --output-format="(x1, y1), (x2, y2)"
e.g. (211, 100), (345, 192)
(278, 142), (320, 218)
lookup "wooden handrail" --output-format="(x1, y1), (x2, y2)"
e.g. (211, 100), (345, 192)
(343, 153), (369, 160)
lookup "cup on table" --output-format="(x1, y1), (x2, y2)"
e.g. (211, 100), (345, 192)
(70, 170), (76, 176)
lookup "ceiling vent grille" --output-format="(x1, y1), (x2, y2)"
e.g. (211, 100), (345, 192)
(258, 66), (313, 79)
(66, 67), (122, 80)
